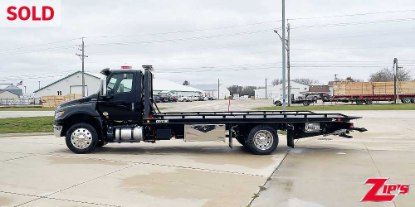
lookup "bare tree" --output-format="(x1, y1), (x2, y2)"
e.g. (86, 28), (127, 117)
(345, 77), (363, 82)
(292, 78), (319, 85)
(227, 85), (243, 95)
(370, 68), (411, 82)
(272, 79), (281, 86)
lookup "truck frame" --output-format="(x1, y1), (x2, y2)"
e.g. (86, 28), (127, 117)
(53, 65), (366, 155)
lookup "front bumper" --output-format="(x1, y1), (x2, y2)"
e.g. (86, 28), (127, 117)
(53, 125), (63, 137)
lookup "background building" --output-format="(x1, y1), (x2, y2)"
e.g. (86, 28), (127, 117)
(34, 71), (101, 97)
(192, 84), (231, 99)
(0, 90), (19, 99)
(153, 79), (203, 97)
(33, 70), (206, 98)
(0, 84), (23, 97)
(255, 82), (309, 99)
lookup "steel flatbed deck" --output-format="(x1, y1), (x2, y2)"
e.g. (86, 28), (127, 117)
(145, 110), (359, 124)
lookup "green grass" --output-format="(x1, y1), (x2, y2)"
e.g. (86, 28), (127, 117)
(257, 104), (415, 111)
(0, 116), (53, 134)
(0, 107), (55, 111)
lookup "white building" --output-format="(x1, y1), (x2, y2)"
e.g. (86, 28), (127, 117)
(192, 84), (231, 99)
(255, 82), (310, 100)
(154, 79), (203, 97)
(0, 90), (19, 99)
(33, 70), (205, 98)
(34, 71), (101, 97)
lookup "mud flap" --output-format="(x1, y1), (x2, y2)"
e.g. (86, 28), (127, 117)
(287, 124), (295, 148)
(228, 126), (233, 149)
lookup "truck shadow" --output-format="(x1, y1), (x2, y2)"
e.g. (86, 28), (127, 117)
(91, 145), (288, 156)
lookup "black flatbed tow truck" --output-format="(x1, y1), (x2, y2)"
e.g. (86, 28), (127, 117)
(53, 65), (367, 155)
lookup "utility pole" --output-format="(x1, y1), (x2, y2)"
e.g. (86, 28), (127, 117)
(217, 78), (220, 100)
(281, 0), (287, 110)
(76, 37), (88, 97)
(265, 78), (268, 99)
(38, 81), (41, 89)
(287, 22), (291, 106)
(393, 58), (401, 104)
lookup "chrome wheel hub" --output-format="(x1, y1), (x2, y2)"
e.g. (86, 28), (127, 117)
(253, 130), (273, 150)
(71, 128), (92, 150)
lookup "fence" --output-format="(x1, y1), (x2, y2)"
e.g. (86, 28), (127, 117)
(0, 98), (40, 106)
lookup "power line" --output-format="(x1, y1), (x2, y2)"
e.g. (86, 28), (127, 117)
(90, 29), (274, 47)
(0, 45), (76, 56)
(0, 38), (80, 54)
(292, 17), (415, 29)
(88, 21), (280, 39)
(288, 9), (415, 21)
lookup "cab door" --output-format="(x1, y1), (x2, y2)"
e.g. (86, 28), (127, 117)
(98, 72), (140, 121)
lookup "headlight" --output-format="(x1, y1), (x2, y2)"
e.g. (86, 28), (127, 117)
(55, 111), (64, 119)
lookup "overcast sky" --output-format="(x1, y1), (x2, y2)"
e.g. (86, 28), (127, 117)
(1, 0), (415, 94)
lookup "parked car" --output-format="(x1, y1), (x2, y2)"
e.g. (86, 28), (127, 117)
(170, 96), (178, 102)
(153, 94), (161, 103)
(158, 92), (172, 102)
(178, 96), (192, 102)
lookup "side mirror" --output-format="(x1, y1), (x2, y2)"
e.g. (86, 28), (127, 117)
(100, 79), (107, 97)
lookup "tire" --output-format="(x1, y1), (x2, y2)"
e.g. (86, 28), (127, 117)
(356, 100), (364, 105)
(411, 98), (415, 104)
(274, 101), (282, 106)
(303, 101), (310, 106)
(65, 123), (98, 154)
(245, 125), (279, 155)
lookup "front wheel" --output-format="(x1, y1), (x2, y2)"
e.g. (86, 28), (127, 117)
(65, 123), (98, 154)
(246, 125), (279, 155)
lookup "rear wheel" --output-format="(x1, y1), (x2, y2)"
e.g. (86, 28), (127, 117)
(303, 101), (310, 106)
(246, 125), (278, 155)
(65, 123), (98, 154)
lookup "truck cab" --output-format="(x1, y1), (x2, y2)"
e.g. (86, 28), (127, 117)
(54, 66), (156, 153)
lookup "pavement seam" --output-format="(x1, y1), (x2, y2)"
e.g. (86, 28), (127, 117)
(134, 161), (265, 177)
(247, 141), (294, 207)
(46, 154), (266, 177)
(363, 143), (398, 207)
(0, 190), (118, 207)
(1, 154), (40, 163)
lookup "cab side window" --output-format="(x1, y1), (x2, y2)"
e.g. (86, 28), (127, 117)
(107, 73), (133, 96)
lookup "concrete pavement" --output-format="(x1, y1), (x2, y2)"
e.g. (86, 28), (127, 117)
(251, 111), (415, 207)
(0, 135), (288, 207)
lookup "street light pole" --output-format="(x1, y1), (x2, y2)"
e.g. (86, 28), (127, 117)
(287, 22), (291, 107)
(281, 0), (287, 110)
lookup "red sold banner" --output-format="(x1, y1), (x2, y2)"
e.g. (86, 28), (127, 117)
(0, 0), (61, 27)
(362, 177), (410, 202)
